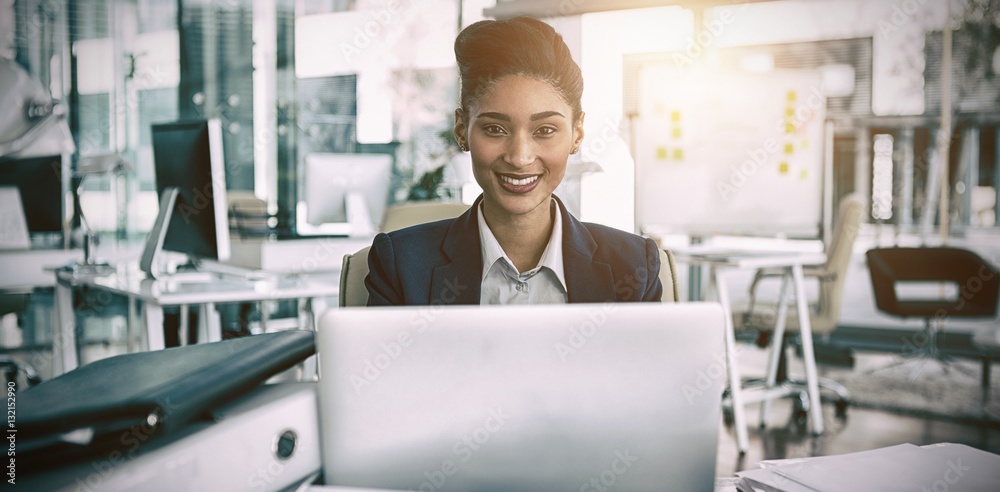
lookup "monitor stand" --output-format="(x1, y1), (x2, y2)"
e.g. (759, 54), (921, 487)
(140, 187), (180, 279)
(345, 191), (376, 237)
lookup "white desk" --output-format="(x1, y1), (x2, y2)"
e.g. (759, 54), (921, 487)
(53, 265), (339, 376)
(0, 248), (82, 292)
(672, 249), (826, 454)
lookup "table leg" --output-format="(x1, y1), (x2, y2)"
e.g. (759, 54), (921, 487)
(711, 266), (749, 454)
(792, 264), (824, 435)
(760, 271), (792, 428)
(53, 278), (78, 376)
(142, 302), (165, 352)
(202, 302), (222, 343)
(127, 295), (138, 353)
(310, 296), (328, 331)
(300, 297), (327, 381)
(689, 263), (703, 301)
(260, 300), (270, 333)
(178, 304), (189, 347)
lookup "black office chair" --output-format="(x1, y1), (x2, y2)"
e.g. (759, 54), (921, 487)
(865, 247), (1000, 380)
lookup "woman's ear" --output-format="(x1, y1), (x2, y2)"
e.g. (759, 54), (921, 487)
(572, 111), (586, 152)
(453, 108), (469, 152)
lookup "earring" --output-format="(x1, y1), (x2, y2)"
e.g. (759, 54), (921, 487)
(571, 146), (579, 154)
(459, 143), (468, 152)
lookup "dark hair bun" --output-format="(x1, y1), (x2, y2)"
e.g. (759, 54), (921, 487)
(454, 17), (583, 116)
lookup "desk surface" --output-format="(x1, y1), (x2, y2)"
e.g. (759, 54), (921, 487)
(0, 248), (83, 291)
(672, 248), (826, 269)
(57, 265), (340, 305)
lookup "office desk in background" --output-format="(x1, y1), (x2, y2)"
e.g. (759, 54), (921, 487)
(0, 248), (82, 292)
(672, 249), (826, 455)
(38, 235), (373, 376)
(52, 265), (340, 377)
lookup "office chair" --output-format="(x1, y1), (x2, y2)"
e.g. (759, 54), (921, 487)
(380, 202), (470, 234)
(0, 296), (41, 388)
(0, 294), (40, 383)
(865, 246), (1000, 381)
(340, 201), (471, 308)
(734, 194), (865, 425)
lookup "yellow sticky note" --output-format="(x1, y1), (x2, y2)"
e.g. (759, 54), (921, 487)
(671, 110), (681, 122)
(784, 143), (794, 154)
(779, 162), (789, 174)
(673, 148), (684, 161)
(672, 127), (682, 139)
(656, 147), (668, 160)
(787, 91), (797, 102)
(786, 107), (795, 117)
(785, 123), (795, 134)
(800, 139), (809, 150)
(800, 169), (808, 180)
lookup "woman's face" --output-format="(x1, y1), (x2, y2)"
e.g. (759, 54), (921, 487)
(455, 74), (584, 221)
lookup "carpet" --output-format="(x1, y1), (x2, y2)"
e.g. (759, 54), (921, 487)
(830, 355), (1000, 426)
(737, 344), (1000, 426)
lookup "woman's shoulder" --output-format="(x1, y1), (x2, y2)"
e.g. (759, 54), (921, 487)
(383, 217), (455, 239)
(374, 217), (456, 252)
(579, 221), (653, 250)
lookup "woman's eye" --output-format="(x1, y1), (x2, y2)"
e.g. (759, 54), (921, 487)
(483, 124), (506, 136)
(534, 126), (556, 137)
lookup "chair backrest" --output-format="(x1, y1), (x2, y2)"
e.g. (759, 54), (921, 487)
(659, 248), (680, 303)
(340, 246), (681, 307)
(813, 194), (866, 326)
(866, 247), (1000, 319)
(380, 201), (470, 232)
(340, 245), (372, 307)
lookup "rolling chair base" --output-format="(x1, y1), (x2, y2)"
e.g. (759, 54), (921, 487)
(865, 352), (980, 382)
(864, 319), (980, 383)
(723, 376), (849, 431)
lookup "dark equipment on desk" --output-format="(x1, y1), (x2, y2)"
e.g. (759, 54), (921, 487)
(0, 154), (65, 236)
(142, 119), (231, 278)
(17, 330), (315, 474)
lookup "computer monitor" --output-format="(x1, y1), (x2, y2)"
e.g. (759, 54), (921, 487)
(297, 152), (392, 236)
(141, 119), (230, 278)
(0, 154), (66, 236)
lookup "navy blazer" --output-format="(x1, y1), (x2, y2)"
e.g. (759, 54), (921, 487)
(365, 195), (662, 305)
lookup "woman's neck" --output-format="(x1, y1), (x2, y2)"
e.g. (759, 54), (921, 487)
(482, 198), (555, 273)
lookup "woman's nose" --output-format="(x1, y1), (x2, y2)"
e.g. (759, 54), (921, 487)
(504, 132), (536, 168)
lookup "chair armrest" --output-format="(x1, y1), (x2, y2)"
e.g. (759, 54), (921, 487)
(744, 265), (833, 323)
(802, 265), (836, 281)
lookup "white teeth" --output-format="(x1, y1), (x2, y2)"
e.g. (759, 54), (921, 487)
(500, 175), (539, 186)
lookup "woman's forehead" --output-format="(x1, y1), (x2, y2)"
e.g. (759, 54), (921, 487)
(471, 75), (572, 119)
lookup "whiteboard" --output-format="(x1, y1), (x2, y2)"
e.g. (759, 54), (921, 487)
(634, 65), (826, 238)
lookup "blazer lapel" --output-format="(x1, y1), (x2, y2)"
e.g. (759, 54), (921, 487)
(556, 196), (617, 303)
(429, 196), (483, 305)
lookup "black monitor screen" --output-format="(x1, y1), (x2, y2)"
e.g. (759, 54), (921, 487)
(150, 120), (228, 261)
(0, 154), (64, 234)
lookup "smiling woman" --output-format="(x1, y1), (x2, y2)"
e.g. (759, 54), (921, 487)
(365, 17), (663, 306)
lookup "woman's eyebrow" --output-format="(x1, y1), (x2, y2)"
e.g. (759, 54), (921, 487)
(530, 111), (564, 121)
(477, 112), (510, 121)
(476, 111), (566, 122)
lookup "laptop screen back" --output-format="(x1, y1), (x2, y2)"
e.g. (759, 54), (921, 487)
(317, 303), (725, 491)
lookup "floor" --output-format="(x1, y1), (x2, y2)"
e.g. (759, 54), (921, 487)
(714, 340), (1000, 478)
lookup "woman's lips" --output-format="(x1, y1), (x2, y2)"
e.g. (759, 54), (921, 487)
(497, 173), (541, 193)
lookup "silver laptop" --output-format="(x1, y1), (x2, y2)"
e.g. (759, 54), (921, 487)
(317, 303), (726, 491)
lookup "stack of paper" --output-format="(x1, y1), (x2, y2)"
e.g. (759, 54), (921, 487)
(736, 443), (1000, 492)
